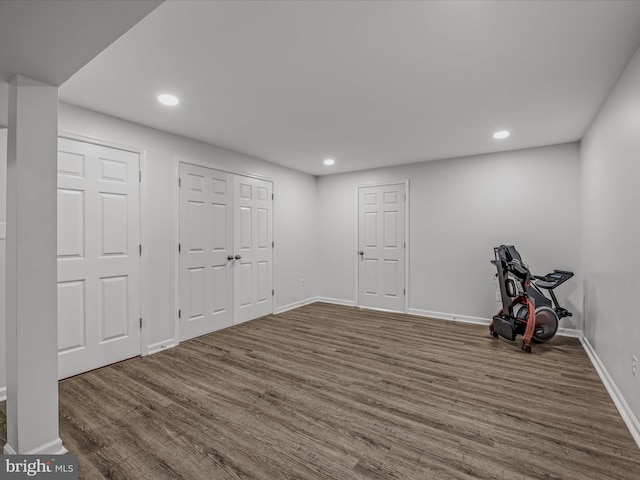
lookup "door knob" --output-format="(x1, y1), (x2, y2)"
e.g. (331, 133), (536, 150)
(227, 255), (234, 261)
(359, 251), (364, 256)
(235, 254), (242, 260)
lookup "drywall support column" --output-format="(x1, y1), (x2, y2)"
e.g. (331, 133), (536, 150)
(4, 75), (66, 455)
(0, 128), (7, 402)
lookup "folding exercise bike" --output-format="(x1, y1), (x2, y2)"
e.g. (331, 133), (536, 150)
(490, 245), (573, 352)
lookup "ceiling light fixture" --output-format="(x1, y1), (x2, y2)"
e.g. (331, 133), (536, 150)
(324, 158), (335, 166)
(493, 130), (510, 139)
(158, 93), (179, 106)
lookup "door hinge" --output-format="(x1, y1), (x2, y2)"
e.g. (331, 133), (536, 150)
(139, 244), (142, 256)
(272, 289), (275, 296)
(403, 288), (406, 296)
(139, 171), (142, 182)
(272, 193), (274, 200)
(178, 243), (181, 253)
(178, 177), (182, 187)
(139, 318), (143, 329)
(272, 241), (274, 248)
(178, 309), (181, 319)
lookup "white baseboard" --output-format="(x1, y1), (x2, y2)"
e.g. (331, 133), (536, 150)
(581, 337), (640, 449)
(315, 297), (356, 307)
(0, 386), (5, 402)
(146, 339), (178, 356)
(556, 327), (583, 339)
(408, 308), (491, 326)
(2, 444), (16, 454)
(4, 437), (68, 455)
(275, 297), (318, 314)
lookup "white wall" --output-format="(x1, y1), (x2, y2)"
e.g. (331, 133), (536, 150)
(0, 127), (6, 400)
(56, 103), (319, 350)
(581, 46), (640, 427)
(0, 83), (8, 128)
(318, 143), (582, 330)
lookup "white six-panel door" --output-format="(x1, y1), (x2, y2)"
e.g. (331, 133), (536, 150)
(57, 138), (141, 379)
(358, 184), (406, 312)
(179, 163), (234, 342)
(234, 175), (273, 324)
(179, 163), (273, 340)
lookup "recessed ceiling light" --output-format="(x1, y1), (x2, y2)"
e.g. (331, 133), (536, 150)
(324, 158), (335, 166)
(158, 94), (179, 106)
(493, 130), (510, 139)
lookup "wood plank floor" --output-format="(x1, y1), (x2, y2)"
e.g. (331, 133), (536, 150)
(1, 302), (639, 479)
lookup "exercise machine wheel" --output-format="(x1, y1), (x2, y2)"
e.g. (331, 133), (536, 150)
(531, 306), (559, 344)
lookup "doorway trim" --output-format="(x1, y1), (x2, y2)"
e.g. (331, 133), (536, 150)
(172, 155), (276, 345)
(355, 180), (410, 313)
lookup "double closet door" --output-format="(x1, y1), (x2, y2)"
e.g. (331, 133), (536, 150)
(179, 163), (273, 342)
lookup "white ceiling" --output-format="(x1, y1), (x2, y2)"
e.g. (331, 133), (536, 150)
(0, 0), (162, 126)
(53, 1), (640, 175)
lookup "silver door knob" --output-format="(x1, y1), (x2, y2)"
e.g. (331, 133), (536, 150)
(235, 254), (242, 260)
(227, 255), (234, 261)
(359, 251), (364, 256)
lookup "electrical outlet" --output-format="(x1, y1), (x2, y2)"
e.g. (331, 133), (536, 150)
(495, 292), (501, 303)
(633, 355), (638, 381)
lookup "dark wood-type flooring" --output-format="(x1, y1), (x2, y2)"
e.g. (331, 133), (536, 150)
(2, 302), (640, 479)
